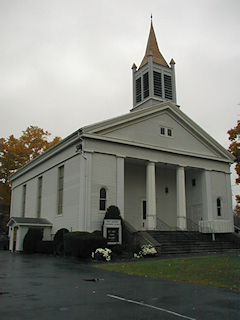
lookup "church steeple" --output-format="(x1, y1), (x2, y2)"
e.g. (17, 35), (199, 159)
(139, 20), (169, 69)
(131, 19), (177, 112)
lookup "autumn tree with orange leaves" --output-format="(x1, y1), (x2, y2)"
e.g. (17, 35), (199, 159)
(0, 126), (61, 233)
(228, 120), (240, 227)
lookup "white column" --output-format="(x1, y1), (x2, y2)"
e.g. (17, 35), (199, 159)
(201, 170), (213, 221)
(177, 166), (187, 230)
(85, 153), (92, 231)
(132, 64), (137, 107)
(16, 226), (28, 251)
(9, 227), (14, 252)
(146, 162), (157, 230)
(79, 152), (92, 231)
(170, 59), (177, 104)
(116, 156), (124, 219)
(148, 53), (154, 98)
(43, 227), (52, 241)
(225, 172), (234, 232)
(79, 154), (86, 231)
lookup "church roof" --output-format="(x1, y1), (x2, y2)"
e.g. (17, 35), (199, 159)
(9, 100), (234, 183)
(139, 20), (169, 69)
(7, 217), (52, 227)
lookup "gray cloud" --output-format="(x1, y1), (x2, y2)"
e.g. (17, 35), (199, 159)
(1, 0), (240, 196)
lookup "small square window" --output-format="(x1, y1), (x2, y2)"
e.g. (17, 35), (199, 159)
(167, 129), (172, 137)
(160, 127), (165, 135)
(192, 179), (196, 187)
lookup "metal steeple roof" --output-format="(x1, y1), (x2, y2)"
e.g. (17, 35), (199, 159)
(139, 20), (169, 69)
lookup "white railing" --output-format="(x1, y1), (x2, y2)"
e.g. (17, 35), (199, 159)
(199, 220), (232, 233)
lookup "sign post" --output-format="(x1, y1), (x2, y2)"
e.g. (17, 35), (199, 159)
(103, 219), (122, 245)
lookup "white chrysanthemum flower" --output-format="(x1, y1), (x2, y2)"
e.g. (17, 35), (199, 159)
(92, 248), (112, 261)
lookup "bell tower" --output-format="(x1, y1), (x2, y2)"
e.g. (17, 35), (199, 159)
(131, 18), (177, 112)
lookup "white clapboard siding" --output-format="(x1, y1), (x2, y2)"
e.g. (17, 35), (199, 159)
(90, 153), (117, 231)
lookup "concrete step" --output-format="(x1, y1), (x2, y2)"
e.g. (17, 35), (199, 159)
(147, 231), (240, 255)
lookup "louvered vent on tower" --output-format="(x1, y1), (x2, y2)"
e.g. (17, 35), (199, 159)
(143, 72), (149, 99)
(136, 77), (142, 103)
(164, 74), (172, 100)
(153, 71), (162, 97)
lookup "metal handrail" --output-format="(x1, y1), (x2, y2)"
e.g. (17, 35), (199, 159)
(156, 216), (224, 242)
(156, 217), (190, 238)
(234, 225), (240, 235)
(156, 217), (172, 231)
(184, 217), (200, 232)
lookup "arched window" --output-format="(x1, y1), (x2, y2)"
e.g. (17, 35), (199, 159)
(99, 187), (107, 211)
(217, 198), (221, 217)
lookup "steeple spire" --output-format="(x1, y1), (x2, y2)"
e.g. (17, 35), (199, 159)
(131, 18), (177, 111)
(139, 19), (169, 69)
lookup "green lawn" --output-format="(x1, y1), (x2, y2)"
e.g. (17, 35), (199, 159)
(95, 254), (240, 292)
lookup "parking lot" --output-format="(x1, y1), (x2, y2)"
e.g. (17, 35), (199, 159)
(0, 251), (239, 320)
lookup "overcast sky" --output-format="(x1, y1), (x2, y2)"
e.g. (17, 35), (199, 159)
(1, 0), (240, 197)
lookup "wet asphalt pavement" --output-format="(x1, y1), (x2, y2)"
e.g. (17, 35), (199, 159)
(0, 251), (239, 320)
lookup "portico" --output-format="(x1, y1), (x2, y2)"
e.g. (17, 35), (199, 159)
(145, 161), (187, 231)
(124, 158), (233, 233)
(7, 217), (52, 252)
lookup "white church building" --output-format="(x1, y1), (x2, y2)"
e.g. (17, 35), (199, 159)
(8, 21), (235, 252)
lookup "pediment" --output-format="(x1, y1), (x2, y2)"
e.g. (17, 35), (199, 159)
(82, 102), (234, 162)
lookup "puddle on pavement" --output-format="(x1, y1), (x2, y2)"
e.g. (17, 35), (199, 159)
(0, 292), (38, 300)
(0, 292), (10, 295)
(28, 281), (42, 286)
(82, 278), (104, 282)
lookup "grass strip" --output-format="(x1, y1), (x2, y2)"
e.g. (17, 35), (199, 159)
(95, 255), (240, 292)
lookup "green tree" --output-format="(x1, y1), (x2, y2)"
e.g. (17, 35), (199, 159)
(0, 126), (61, 233)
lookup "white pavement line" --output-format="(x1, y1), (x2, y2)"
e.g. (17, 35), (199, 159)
(107, 294), (197, 320)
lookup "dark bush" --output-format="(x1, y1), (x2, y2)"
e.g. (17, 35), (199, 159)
(0, 233), (9, 250)
(23, 228), (43, 254)
(64, 231), (107, 259)
(104, 205), (122, 220)
(111, 244), (130, 255)
(53, 228), (69, 255)
(92, 230), (102, 237)
(36, 241), (54, 254)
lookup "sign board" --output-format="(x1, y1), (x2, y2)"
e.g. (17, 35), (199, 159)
(107, 228), (119, 243)
(103, 219), (122, 245)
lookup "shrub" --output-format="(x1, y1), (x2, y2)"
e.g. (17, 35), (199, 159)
(36, 241), (54, 254)
(104, 205), (122, 220)
(92, 230), (102, 237)
(53, 228), (69, 255)
(111, 244), (129, 255)
(23, 228), (43, 254)
(64, 231), (107, 259)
